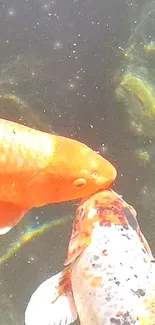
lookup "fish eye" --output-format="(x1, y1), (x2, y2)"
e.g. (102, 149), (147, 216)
(92, 172), (98, 179)
(73, 178), (87, 188)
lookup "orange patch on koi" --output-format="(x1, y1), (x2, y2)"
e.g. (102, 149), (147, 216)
(90, 277), (102, 288)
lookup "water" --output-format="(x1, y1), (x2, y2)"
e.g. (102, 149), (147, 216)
(0, 0), (155, 324)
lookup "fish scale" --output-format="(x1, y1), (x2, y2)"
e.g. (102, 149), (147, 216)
(71, 223), (155, 325)
(0, 119), (55, 171)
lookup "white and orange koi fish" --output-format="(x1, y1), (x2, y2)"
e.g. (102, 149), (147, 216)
(25, 189), (155, 325)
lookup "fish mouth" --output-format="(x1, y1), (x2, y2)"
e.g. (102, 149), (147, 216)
(95, 166), (117, 189)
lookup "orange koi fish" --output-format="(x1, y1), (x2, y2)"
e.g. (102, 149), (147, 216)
(0, 118), (116, 235)
(25, 189), (155, 325)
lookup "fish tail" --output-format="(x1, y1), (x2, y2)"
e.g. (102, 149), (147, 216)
(25, 267), (78, 325)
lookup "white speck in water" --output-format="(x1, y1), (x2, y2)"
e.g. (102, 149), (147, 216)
(42, 3), (50, 11)
(7, 8), (16, 16)
(128, 2), (133, 6)
(53, 41), (62, 50)
(27, 257), (35, 264)
(68, 82), (76, 89)
(141, 186), (147, 195)
(101, 143), (108, 154)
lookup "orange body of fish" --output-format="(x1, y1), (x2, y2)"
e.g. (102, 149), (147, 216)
(0, 118), (116, 234)
(25, 190), (155, 325)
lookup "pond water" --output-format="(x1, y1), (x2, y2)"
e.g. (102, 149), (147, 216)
(0, 0), (154, 324)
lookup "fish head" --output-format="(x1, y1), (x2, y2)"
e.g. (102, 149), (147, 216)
(72, 145), (116, 195)
(64, 189), (138, 265)
(25, 137), (116, 206)
(53, 137), (117, 202)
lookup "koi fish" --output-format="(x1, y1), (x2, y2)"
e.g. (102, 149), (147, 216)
(0, 118), (116, 235)
(25, 189), (155, 325)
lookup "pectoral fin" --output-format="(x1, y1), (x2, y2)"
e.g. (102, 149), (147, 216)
(25, 267), (78, 325)
(0, 201), (29, 235)
(64, 232), (90, 266)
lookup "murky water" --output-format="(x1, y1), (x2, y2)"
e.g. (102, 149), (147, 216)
(0, 0), (155, 324)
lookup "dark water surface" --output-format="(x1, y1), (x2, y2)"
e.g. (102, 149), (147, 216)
(0, 0), (154, 324)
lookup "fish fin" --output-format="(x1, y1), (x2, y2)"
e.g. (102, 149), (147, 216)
(0, 201), (29, 235)
(25, 267), (78, 325)
(0, 226), (12, 235)
(137, 229), (154, 259)
(64, 232), (90, 266)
